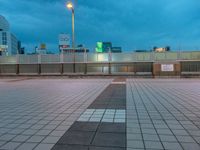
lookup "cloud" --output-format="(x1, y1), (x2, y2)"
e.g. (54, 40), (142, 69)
(0, 0), (200, 52)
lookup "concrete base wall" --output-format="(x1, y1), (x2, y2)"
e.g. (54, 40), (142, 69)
(0, 64), (17, 74)
(87, 63), (109, 74)
(41, 64), (61, 74)
(19, 64), (39, 74)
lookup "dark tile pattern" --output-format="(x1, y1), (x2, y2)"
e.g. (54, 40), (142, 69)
(52, 81), (127, 150)
(113, 78), (126, 83)
(52, 122), (126, 150)
(89, 84), (126, 109)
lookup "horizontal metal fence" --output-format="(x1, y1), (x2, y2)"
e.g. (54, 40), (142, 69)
(0, 51), (200, 64)
(0, 52), (199, 76)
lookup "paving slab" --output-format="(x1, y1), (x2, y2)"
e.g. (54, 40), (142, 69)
(0, 79), (111, 150)
(0, 78), (200, 150)
(127, 79), (200, 150)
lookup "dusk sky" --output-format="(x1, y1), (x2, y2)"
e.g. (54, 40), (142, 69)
(1, 0), (200, 53)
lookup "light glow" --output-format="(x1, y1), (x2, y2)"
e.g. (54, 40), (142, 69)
(66, 2), (73, 9)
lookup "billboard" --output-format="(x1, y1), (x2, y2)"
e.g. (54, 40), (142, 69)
(59, 34), (70, 50)
(95, 42), (112, 53)
(95, 42), (103, 53)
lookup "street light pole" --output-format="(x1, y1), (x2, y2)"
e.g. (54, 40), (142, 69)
(67, 1), (76, 73)
(71, 8), (75, 50)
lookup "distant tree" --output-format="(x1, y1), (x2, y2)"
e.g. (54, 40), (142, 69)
(153, 46), (157, 51)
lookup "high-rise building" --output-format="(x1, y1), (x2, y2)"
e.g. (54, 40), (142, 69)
(0, 15), (19, 56)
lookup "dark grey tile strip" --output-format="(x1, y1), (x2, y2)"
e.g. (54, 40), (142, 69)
(52, 122), (126, 150)
(52, 80), (127, 150)
(89, 84), (126, 109)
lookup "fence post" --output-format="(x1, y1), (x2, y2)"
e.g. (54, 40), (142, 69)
(84, 49), (87, 74)
(38, 54), (41, 75)
(108, 51), (112, 74)
(60, 53), (64, 74)
(16, 54), (20, 75)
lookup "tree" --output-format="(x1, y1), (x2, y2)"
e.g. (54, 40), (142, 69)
(166, 46), (171, 51)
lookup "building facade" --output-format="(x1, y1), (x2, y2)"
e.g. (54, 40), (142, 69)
(0, 15), (19, 56)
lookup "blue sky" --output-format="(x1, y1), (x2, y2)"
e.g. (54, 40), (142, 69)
(0, 0), (200, 53)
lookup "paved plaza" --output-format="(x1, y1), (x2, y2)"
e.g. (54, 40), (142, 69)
(0, 78), (199, 150)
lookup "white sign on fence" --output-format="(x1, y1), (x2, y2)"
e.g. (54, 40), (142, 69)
(161, 64), (174, 72)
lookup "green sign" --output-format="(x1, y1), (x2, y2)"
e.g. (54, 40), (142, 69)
(95, 42), (103, 53)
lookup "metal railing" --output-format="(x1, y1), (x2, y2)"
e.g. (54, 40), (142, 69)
(0, 51), (199, 64)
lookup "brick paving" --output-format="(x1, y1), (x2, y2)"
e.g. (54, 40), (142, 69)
(0, 78), (200, 150)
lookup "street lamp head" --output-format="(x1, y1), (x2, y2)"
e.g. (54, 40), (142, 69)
(66, 2), (73, 10)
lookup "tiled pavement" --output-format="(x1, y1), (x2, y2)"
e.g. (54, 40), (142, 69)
(127, 79), (200, 150)
(0, 78), (200, 150)
(0, 79), (112, 150)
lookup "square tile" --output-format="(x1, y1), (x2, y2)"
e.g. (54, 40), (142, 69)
(8, 129), (25, 135)
(176, 136), (195, 143)
(144, 141), (163, 149)
(160, 135), (178, 142)
(16, 142), (38, 150)
(50, 130), (66, 137)
(89, 117), (101, 122)
(163, 142), (183, 150)
(34, 143), (54, 150)
(0, 134), (16, 141)
(0, 142), (21, 150)
(42, 136), (60, 144)
(89, 146), (125, 150)
(143, 134), (160, 141)
(51, 144), (88, 150)
(92, 132), (125, 147)
(127, 134), (142, 140)
(27, 135), (45, 143)
(12, 135), (30, 142)
(57, 131), (95, 145)
(98, 123), (125, 133)
(172, 129), (188, 136)
(181, 143), (200, 150)
(69, 122), (99, 132)
(127, 140), (144, 149)
(77, 117), (90, 122)
(0, 141), (6, 147)
(22, 129), (38, 135)
(102, 118), (113, 122)
(114, 118), (125, 123)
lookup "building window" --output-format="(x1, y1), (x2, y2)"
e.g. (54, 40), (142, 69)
(2, 32), (7, 45)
